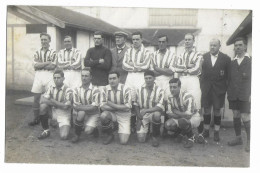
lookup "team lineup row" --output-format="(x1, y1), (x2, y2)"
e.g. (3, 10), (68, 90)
(29, 31), (251, 151)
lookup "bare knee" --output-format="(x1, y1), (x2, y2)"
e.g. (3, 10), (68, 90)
(204, 107), (211, 115)
(137, 134), (146, 143)
(76, 111), (86, 122)
(40, 104), (49, 115)
(100, 111), (112, 123)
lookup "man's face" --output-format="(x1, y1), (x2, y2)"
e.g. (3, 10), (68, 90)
(144, 75), (155, 87)
(41, 35), (50, 49)
(108, 73), (119, 88)
(132, 35), (142, 49)
(184, 34), (194, 49)
(158, 36), (167, 51)
(53, 73), (64, 88)
(169, 83), (180, 96)
(64, 37), (73, 50)
(209, 40), (221, 55)
(115, 35), (126, 46)
(94, 34), (103, 46)
(81, 70), (92, 85)
(234, 40), (247, 55)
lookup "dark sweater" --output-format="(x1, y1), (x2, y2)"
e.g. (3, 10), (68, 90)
(84, 45), (112, 86)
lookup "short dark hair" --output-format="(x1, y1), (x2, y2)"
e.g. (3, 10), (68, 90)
(234, 37), (247, 45)
(184, 33), (195, 40)
(144, 70), (155, 77)
(94, 31), (104, 38)
(169, 78), (181, 87)
(64, 35), (72, 40)
(109, 70), (120, 78)
(132, 31), (142, 38)
(158, 35), (168, 42)
(40, 32), (51, 41)
(53, 68), (64, 77)
(81, 67), (92, 76)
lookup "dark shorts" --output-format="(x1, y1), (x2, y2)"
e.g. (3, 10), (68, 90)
(202, 88), (225, 109)
(228, 99), (251, 113)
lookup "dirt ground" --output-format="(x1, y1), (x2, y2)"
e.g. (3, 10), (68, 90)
(5, 90), (250, 167)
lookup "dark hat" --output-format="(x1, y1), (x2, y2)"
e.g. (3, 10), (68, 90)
(114, 31), (128, 37)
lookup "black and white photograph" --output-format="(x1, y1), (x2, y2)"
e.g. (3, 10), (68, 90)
(1, 0), (259, 171)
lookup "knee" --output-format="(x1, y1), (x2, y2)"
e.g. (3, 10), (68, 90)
(152, 112), (161, 123)
(213, 109), (221, 116)
(241, 113), (250, 122)
(39, 104), (49, 115)
(120, 139), (128, 145)
(100, 111), (111, 123)
(233, 110), (241, 118)
(76, 111), (85, 122)
(204, 107), (211, 115)
(138, 137), (146, 143)
(165, 120), (177, 131)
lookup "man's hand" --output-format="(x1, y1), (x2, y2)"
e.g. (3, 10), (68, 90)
(99, 59), (105, 64)
(187, 63), (195, 69)
(140, 109), (147, 117)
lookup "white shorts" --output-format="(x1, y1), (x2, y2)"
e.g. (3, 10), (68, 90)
(52, 108), (71, 127)
(137, 112), (160, 134)
(109, 111), (131, 134)
(31, 71), (53, 94)
(155, 75), (172, 100)
(73, 110), (100, 128)
(169, 112), (201, 128)
(180, 76), (201, 109)
(64, 70), (81, 89)
(125, 72), (145, 102)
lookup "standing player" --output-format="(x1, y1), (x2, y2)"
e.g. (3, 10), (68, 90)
(71, 67), (100, 143)
(111, 31), (129, 84)
(84, 31), (112, 88)
(57, 35), (82, 89)
(135, 70), (164, 147)
(100, 70), (132, 145)
(164, 78), (200, 148)
(198, 38), (231, 143)
(151, 35), (175, 91)
(29, 33), (57, 126)
(172, 33), (203, 136)
(227, 37), (251, 152)
(37, 69), (73, 140)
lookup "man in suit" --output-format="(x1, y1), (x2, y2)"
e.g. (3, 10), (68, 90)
(198, 38), (231, 143)
(227, 37), (251, 152)
(111, 31), (129, 84)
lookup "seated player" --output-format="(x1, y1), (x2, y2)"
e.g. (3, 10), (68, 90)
(71, 67), (101, 143)
(37, 69), (73, 140)
(164, 78), (200, 148)
(135, 70), (164, 147)
(100, 70), (132, 145)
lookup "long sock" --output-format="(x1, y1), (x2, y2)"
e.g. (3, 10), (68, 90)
(203, 114), (211, 130)
(152, 122), (161, 137)
(40, 114), (49, 130)
(243, 120), (250, 141)
(197, 120), (204, 134)
(233, 117), (241, 136)
(101, 120), (113, 135)
(214, 116), (221, 131)
(74, 120), (84, 136)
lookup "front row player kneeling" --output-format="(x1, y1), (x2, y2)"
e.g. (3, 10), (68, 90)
(71, 67), (100, 143)
(38, 69), (73, 140)
(164, 78), (200, 148)
(100, 71), (132, 145)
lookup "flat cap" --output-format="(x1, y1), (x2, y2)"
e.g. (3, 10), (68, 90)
(114, 31), (128, 37)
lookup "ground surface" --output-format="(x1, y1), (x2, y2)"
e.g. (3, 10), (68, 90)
(5, 90), (250, 167)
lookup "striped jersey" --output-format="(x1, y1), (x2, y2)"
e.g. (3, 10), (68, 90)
(44, 84), (73, 106)
(135, 83), (165, 111)
(33, 48), (57, 67)
(122, 44), (151, 71)
(166, 90), (197, 115)
(172, 47), (203, 76)
(73, 83), (100, 107)
(57, 48), (82, 70)
(101, 83), (132, 109)
(151, 49), (175, 70)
